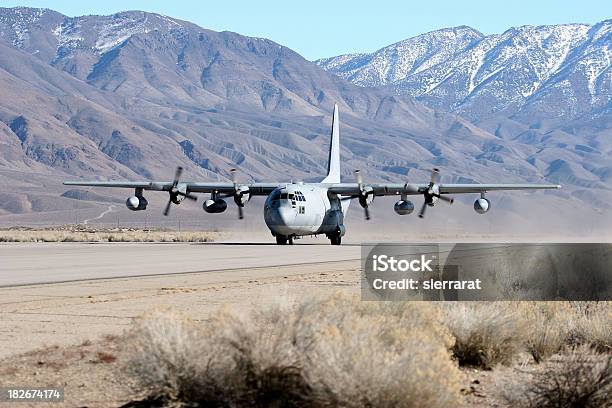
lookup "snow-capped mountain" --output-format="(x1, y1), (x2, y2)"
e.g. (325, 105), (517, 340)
(317, 22), (611, 121)
(0, 7), (196, 79)
(0, 7), (610, 221)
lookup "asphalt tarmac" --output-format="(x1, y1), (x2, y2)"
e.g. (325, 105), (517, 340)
(0, 242), (362, 357)
(0, 242), (360, 286)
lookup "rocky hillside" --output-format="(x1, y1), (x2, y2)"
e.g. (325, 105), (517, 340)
(0, 7), (605, 219)
(317, 22), (611, 121)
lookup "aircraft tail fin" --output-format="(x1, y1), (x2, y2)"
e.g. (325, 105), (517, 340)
(321, 103), (340, 183)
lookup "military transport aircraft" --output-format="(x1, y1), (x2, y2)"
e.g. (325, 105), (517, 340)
(64, 104), (560, 245)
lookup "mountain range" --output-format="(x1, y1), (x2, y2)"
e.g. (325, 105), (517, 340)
(317, 22), (611, 121)
(0, 7), (609, 228)
(317, 22), (612, 211)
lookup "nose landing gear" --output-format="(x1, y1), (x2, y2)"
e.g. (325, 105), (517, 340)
(275, 235), (294, 245)
(329, 234), (342, 245)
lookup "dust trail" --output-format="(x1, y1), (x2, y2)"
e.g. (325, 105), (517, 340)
(83, 205), (116, 225)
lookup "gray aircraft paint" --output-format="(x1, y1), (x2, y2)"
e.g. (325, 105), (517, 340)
(64, 104), (560, 245)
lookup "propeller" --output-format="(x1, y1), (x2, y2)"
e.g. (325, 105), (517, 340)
(230, 168), (250, 220)
(355, 169), (374, 220)
(418, 200), (430, 218)
(230, 168), (243, 220)
(163, 166), (197, 216)
(417, 168), (454, 219)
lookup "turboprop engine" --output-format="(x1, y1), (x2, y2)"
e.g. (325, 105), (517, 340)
(354, 169), (374, 220)
(474, 198), (491, 214)
(233, 184), (250, 219)
(415, 168), (454, 218)
(394, 200), (414, 215)
(126, 196), (148, 211)
(204, 198), (228, 213)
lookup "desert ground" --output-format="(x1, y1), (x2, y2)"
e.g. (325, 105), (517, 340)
(0, 230), (610, 407)
(0, 236), (362, 406)
(0, 239), (360, 356)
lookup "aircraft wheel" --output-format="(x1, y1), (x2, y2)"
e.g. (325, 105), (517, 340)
(330, 235), (342, 245)
(288, 236), (294, 245)
(276, 235), (288, 245)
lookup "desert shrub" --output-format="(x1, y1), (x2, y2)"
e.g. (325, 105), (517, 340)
(0, 229), (217, 243)
(501, 346), (612, 408)
(567, 302), (612, 353)
(443, 302), (526, 369)
(444, 302), (610, 366)
(127, 295), (463, 408)
(517, 302), (573, 363)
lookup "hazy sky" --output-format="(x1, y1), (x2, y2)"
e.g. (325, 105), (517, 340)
(2, 0), (610, 59)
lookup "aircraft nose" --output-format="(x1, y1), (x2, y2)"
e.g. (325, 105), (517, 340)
(265, 205), (296, 232)
(264, 205), (296, 235)
(276, 206), (295, 225)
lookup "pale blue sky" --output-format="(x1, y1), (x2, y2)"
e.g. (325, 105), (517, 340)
(2, 0), (610, 59)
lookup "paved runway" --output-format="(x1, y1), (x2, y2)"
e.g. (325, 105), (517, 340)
(0, 242), (362, 357)
(0, 242), (360, 286)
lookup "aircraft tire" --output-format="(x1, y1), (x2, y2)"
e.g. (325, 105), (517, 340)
(276, 235), (288, 245)
(330, 235), (342, 245)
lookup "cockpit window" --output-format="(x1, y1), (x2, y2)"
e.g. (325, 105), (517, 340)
(294, 191), (306, 201)
(273, 191), (305, 203)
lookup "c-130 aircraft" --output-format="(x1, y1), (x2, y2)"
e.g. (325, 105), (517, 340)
(65, 104), (560, 245)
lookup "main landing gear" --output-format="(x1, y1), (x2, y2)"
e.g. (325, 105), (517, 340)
(275, 235), (294, 245)
(327, 225), (345, 246)
(329, 234), (342, 246)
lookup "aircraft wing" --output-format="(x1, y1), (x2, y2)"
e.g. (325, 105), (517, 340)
(63, 181), (280, 195)
(326, 183), (561, 196)
(437, 184), (561, 194)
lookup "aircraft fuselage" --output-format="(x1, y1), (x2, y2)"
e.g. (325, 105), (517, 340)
(263, 183), (346, 240)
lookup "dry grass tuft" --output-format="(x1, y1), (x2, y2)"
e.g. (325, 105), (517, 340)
(0, 228), (218, 243)
(444, 302), (611, 367)
(518, 302), (573, 363)
(127, 295), (463, 408)
(501, 346), (612, 408)
(443, 303), (526, 369)
(568, 302), (612, 353)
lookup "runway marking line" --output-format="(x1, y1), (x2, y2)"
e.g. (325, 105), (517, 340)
(0, 257), (361, 289)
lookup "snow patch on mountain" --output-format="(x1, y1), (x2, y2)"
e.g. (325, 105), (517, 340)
(48, 11), (188, 57)
(94, 14), (153, 53)
(52, 20), (83, 54)
(0, 7), (48, 47)
(317, 22), (610, 119)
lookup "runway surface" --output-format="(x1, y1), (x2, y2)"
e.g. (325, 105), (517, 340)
(0, 242), (362, 357)
(0, 242), (360, 286)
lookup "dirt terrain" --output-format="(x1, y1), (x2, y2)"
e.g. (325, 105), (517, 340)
(0, 237), (609, 407)
(0, 255), (360, 406)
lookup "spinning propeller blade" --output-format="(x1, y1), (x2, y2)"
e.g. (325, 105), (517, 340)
(417, 168), (453, 219)
(163, 166), (197, 216)
(354, 169), (371, 221)
(231, 168), (245, 220)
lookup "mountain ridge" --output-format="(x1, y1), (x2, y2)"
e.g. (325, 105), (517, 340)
(316, 21), (611, 121)
(0, 7), (608, 221)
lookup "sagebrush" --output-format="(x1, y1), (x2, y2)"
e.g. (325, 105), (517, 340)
(501, 346), (612, 408)
(443, 302), (526, 368)
(0, 230), (217, 243)
(127, 295), (463, 408)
